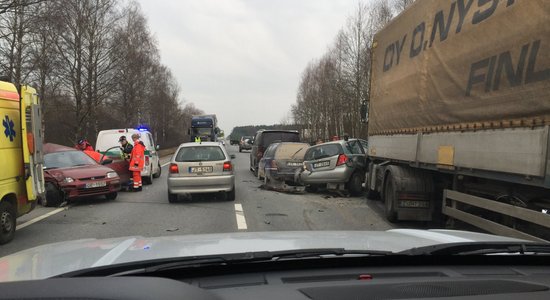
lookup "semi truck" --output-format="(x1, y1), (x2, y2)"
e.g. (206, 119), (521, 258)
(0, 80), (45, 244)
(364, 0), (550, 241)
(189, 114), (219, 142)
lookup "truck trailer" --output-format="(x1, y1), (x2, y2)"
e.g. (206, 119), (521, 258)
(365, 0), (550, 241)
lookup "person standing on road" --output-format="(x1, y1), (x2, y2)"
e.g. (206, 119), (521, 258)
(194, 136), (201, 143)
(119, 136), (133, 160)
(129, 133), (145, 192)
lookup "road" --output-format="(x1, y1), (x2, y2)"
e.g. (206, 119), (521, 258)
(0, 145), (395, 257)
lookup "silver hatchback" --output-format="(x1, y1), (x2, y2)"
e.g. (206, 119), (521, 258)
(167, 142), (236, 202)
(295, 139), (367, 195)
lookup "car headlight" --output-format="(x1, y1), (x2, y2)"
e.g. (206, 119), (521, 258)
(63, 177), (75, 183)
(106, 172), (118, 179)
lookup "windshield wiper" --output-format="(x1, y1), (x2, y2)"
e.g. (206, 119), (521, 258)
(399, 242), (550, 255)
(57, 248), (393, 277)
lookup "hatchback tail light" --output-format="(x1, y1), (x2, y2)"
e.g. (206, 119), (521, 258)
(169, 163), (179, 173)
(336, 154), (348, 166)
(223, 161), (232, 171)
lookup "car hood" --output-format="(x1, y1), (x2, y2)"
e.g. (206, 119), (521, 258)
(46, 165), (114, 180)
(0, 229), (526, 282)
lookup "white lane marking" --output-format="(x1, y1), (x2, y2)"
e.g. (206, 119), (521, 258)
(16, 207), (67, 231)
(234, 203), (248, 230)
(161, 162), (171, 167)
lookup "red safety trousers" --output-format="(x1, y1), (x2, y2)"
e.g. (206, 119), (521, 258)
(133, 171), (142, 189)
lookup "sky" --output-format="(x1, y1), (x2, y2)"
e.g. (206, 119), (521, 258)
(137, 0), (361, 134)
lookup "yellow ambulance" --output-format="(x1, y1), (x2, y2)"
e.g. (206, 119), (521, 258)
(0, 80), (45, 244)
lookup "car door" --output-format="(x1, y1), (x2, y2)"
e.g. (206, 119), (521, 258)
(346, 140), (367, 171)
(146, 133), (159, 174)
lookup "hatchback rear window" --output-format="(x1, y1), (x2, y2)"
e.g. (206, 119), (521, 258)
(304, 144), (342, 161)
(261, 132), (299, 147)
(176, 146), (226, 162)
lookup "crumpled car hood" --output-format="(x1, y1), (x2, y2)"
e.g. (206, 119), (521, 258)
(0, 229), (525, 282)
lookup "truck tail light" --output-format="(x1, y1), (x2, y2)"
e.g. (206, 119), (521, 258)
(223, 161), (232, 171)
(336, 154), (348, 166)
(169, 163), (179, 173)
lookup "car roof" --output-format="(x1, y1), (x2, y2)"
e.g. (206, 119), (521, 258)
(257, 129), (299, 133)
(44, 143), (78, 154)
(179, 142), (224, 148)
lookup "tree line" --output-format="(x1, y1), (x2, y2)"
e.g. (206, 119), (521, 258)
(0, 0), (202, 148)
(290, 0), (414, 141)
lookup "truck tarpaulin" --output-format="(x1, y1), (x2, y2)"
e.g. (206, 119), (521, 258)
(368, 0), (550, 135)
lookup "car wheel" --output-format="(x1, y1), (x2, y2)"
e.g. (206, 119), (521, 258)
(45, 182), (63, 207)
(384, 174), (398, 223)
(153, 162), (161, 178)
(239, 147), (242, 152)
(226, 187), (236, 201)
(0, 201), (16, 245)
(105, 192), (117, 200)
(168, 192), (178, 203)
(143, 175), (153, 185)
(347, 172), (363, 196)
(305, 184), (319, 193)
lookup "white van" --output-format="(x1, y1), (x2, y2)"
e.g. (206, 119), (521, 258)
(95, 129), (161, 184)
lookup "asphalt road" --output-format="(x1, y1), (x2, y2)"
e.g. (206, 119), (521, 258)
(0, 145), (395, 257)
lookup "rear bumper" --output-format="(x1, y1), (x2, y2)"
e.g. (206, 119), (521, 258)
(297, 165), (352, 185)
(168, 174), (235, 194)
(266, 168), (301, 183)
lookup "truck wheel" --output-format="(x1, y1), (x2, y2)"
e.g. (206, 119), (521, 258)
(347, 173), (363, 196)
(105, 192), (117, 200)
(153, 163), (161, 178)
(168, 192), (178, 203)
(45, 182), (63, 207)
(226, 187), (236, 201)
(0, 201), (16, 245)
(384, 174), (398, 222)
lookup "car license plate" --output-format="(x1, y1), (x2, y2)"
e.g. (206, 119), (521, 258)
(189, 166), (213, 173)
(399, 200), (430, 208)
(287, 162), (302, 167)
(85, 181), (106, 188)
(313, 161), (330, 168)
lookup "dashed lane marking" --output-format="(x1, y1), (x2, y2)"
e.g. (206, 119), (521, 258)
(17, 207), (67, 231)
(234, 203), (248, 230)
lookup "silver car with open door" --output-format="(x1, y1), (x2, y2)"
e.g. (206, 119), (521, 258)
(167, 142), (236, 202)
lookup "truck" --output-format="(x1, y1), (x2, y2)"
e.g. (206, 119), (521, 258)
(364, 0), (550, 241)
(0, 80), (45, 244)
(189, 114), (219, 142)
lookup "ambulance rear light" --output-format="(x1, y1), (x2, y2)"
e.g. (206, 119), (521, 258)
(145, 156), (150, 165)
(118, 130), (125, 133)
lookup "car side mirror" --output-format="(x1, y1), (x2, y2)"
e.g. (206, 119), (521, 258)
(101, 159), (113, 165)
(156, 145), (160, 150)
(230, 154), (236, 159)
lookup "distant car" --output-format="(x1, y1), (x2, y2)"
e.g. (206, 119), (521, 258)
(167, 142), (236, 203)
(239, 136), (254, 152)
(42, 143), (121, 207)
(258, 142), (310, 184)
(296, 139), (368, 195)
(250, 130), (300, 176)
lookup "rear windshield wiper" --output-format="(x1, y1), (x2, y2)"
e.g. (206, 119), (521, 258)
(57, 248), (394, 277)
(399, 242), (550, 255)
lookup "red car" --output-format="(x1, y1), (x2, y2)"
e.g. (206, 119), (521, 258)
(42, 143), (121, 207)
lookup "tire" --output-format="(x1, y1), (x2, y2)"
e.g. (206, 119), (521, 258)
(305, 184), (319, 193)
(105, 192), (117, 200)
(44, 182), (63, 207)
(168, 192), (178, 203)
(0, 201), (16, 245)
(153, 163), (161, 178)
(383, 174), (398, 223)
(347, 172), (363, 196)
(143, 175), (153, 185)
(226, 187), (236, 201)
(239, 147), (242, 153)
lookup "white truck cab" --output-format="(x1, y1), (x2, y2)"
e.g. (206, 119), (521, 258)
(95, 129), (161, 184)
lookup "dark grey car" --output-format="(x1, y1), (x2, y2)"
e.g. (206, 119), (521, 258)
(295, 139), (368, 195)
(249, 130), (300, 176)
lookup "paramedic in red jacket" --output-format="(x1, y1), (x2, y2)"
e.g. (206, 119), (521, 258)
(129, 133), (146, 192)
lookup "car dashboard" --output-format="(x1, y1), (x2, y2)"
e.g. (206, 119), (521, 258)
(1, 256), (550, 300)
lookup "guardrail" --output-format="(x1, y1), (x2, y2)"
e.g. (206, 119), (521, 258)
(443, 189), (550, 242)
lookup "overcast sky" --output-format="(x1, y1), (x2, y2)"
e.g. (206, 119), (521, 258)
(137, 0), (361, 134)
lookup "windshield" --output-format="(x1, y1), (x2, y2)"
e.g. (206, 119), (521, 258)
(44, 151), (98, 168)
(1, 0), (549, 284)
